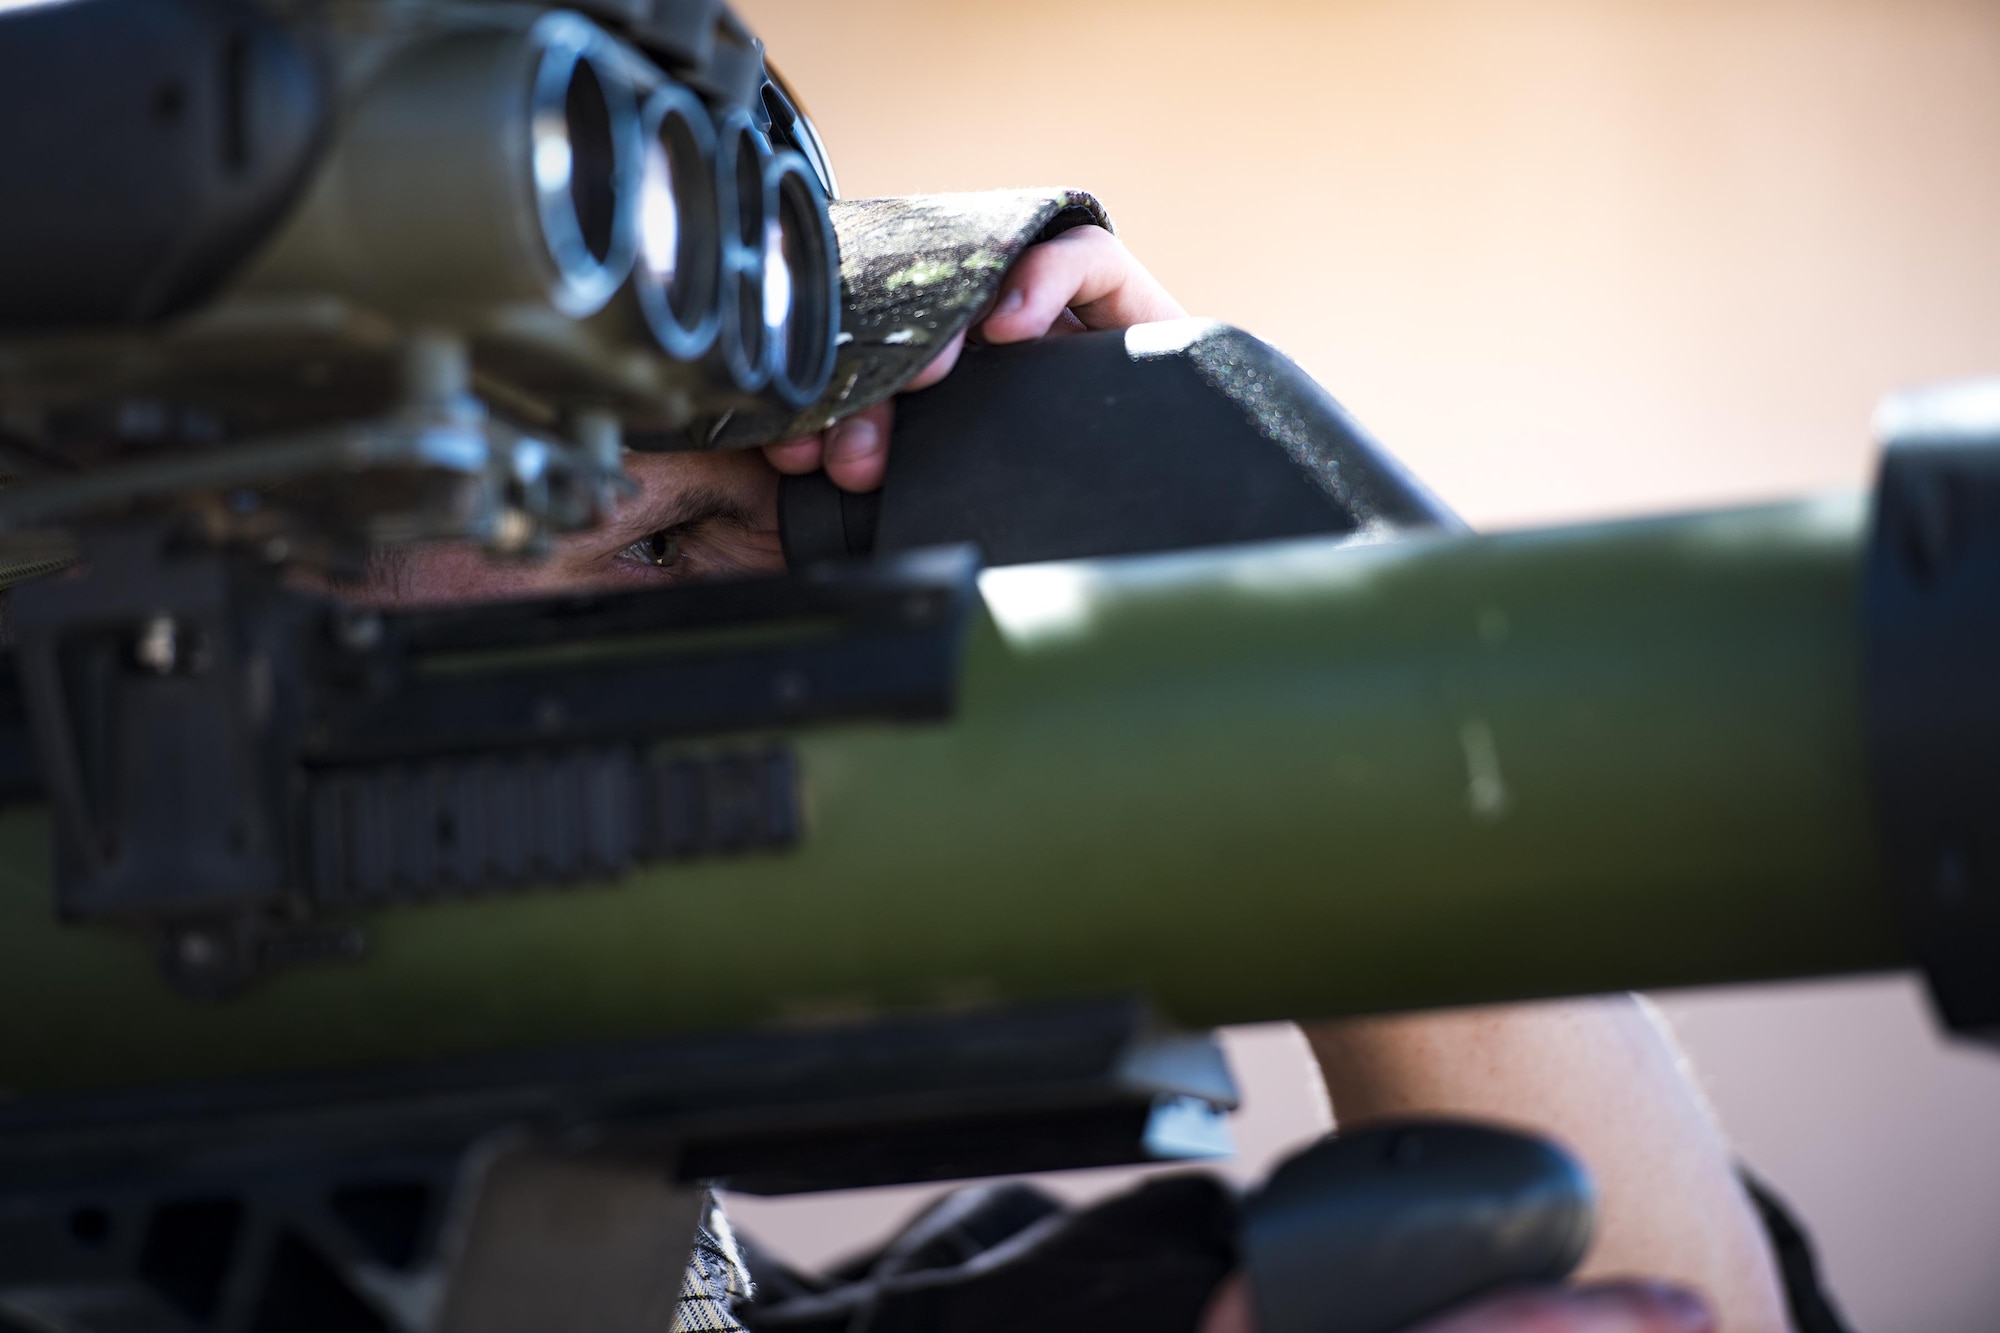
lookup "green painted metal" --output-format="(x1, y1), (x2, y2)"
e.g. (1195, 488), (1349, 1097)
(0, 497), (1907, 1096)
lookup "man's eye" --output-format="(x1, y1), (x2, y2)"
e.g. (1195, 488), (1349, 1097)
(621, 530), (684, 569)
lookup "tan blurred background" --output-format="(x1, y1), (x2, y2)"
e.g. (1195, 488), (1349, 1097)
(725, 1), (2000, 1328)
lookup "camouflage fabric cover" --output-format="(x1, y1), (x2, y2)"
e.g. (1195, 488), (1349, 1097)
(673, 1192), (759, 1333)
(703, 188), (1112, 449)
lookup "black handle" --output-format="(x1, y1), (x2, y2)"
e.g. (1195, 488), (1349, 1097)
(779, 320), (1462, 569)
(1243, 1120), (1595, 1333)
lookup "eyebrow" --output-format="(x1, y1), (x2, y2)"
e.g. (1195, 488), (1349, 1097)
(600, 481), (762, 545)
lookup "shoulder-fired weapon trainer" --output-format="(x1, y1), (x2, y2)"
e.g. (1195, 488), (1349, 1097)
(0, 2), (1990, 1331)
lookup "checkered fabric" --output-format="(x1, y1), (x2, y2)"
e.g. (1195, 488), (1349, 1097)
(672, 1193), (755, 1333)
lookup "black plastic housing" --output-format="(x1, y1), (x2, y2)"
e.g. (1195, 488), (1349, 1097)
(779, 321), (1460, 569)
(1243, 1121), (1595, 1333)
(0, 0), (327, 328)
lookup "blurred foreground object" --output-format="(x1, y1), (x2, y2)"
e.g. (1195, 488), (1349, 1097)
(731, 1121), (1593, 1333)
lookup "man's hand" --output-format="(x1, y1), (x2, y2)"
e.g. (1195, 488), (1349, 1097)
(761, 224), (1185, 492)
(1198, 1273), (1715, 1333)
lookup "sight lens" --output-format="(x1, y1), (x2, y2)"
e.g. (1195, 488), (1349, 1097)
(527, 16), (640, 316)
(706, 111), (771, 392)
(764, 154), (837, 407)
(639, 140), (679, 283)
(725, 120), (768, 380)
(564, 60), (616, 263)
(732, 124), (763, 250)
(763, 214), (793, 343)
(631, 87), (720, 360)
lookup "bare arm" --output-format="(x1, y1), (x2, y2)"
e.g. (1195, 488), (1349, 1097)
(1302, 997), (1789, 1333)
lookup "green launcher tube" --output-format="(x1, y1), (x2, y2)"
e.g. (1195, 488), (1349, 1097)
(0, 496), (1908, 1095)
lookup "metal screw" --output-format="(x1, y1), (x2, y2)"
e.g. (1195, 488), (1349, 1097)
(336, 611), (384, 652)
(489, 507), (538, 554)
(175, 930), (222, 972)
(135, 616), (177, 674)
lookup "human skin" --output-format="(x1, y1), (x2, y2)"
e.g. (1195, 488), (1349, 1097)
(1199, 1272), (1717, 1333)
(1301, 999), (1787, 1332)
(363, 226), (1779, 1333)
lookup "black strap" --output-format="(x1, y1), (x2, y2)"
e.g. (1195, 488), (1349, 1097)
(1740, 1170), (1858, 1333)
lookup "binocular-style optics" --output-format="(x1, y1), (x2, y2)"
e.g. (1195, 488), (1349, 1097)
(0, 2), (842, 424)
(0, 1), (845, 561)
(239, 11), (840, 409)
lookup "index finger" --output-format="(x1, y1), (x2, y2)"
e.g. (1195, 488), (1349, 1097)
(979, 225), (1186, 343)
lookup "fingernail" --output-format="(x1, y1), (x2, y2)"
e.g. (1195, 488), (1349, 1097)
(1631, 1282), (1714, 1332)
(826, 416), (881, 463)
(993, 286), (1025, 316)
